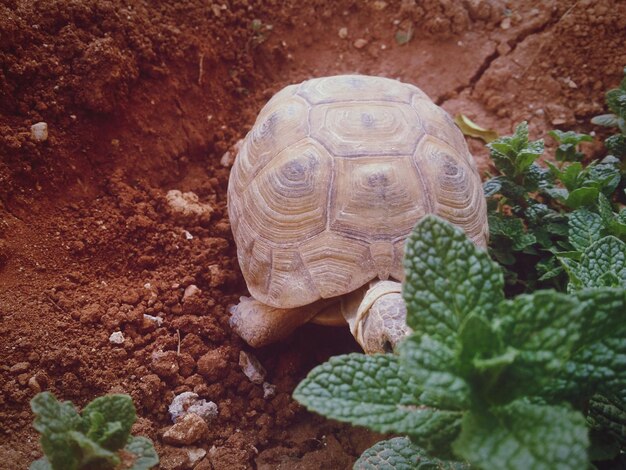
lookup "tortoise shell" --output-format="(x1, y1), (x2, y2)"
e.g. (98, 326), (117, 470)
(227, 75), (488, 309)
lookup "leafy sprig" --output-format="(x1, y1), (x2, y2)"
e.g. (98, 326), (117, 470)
(294, 216), (626, 470)
(30, 392), (158, 470)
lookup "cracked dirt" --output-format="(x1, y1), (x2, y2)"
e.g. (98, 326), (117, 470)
(1, 0), (626, 468)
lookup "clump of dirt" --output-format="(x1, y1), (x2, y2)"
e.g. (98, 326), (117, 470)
(1, 0), (626, 468)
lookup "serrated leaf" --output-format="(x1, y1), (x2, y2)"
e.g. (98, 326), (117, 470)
(592, 113), (620, 128)
(488, 214), (536, 251)
(402, 216), (504, 348)
(355, 438), (469, 470)
(569, 209), (605, 251)
(606, 88), (626, 119)
(125, 436), (159, 470)
(548, 161), (582, 191)
(399, 335), (471, 410)
(588, 394), (626, 449)
(82, 394), (136, 451)
(566, 186), (599, 208)
(568, 236), (626, 289)
(67, 430), (120, 466)
(586, 161), (621, 195)
(454, 114), (498, 143)
(483, 177), (503, 197)
(30, 392), (83, 470)
(453, 400), (588, 470)
(487, 122), (544, 178)
(293, 353), (462, 449)
(489, 291), (583, 401)
(547, 289), (626, 399)
(605, 133), (626, 157)
(597, 193), (615, 226)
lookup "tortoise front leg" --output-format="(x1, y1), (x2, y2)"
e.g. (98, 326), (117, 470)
(341, 280), (411, 354)
(229, 296), (335, 348)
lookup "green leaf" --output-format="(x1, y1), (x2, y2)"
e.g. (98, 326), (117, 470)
(605, 133), (626, 157)
(67, 430), (120, 467)
(489, 291), (583, 401)
(29, 458), (52, 470)
(487, 122), (544, 178)
(483, 177), (503, 197)
(548, 289), (626, 399)
(355, 438), (469, 470)
(588, 394), (626, 449)
(30, 392), (83, 470)
(488, 214), (536, 251)
(82, 395), (136, 451)
(549, 130), (592, 162)
(293, 353), (463, 450)
(606, 88), (626, 120)
(568, 236), (626, 289)
(125, 436), (159, 470)
(399, 335), (471, 410)
(403, 216), (504, 348)
(566, 187), (599, 208)
(452, 400), (589, 470)
(569, 209), (605, 251)
(591, 113), (620, 128)
(548, 162), (582, 192)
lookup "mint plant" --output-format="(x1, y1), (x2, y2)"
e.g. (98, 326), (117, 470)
(294, 216), (626, 470)
(30, 392), (158, 470)
(485, 119), (624, 292)
(591, 66), (626, 159)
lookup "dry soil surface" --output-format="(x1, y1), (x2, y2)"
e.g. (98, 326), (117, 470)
(1, 0), (626, 469)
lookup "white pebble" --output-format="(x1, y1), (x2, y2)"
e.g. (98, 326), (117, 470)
(30, 122), (48, 142)
(220, 150), (234, 167)
(338, 27), (348, 39)
(263, 382), (277, 399)
(183, 230), (193, 240)
(169, 391), (218, 423)
(239, 350), (266, 384)
(109, 331), (124, 344)
(143, 314), (163, 326)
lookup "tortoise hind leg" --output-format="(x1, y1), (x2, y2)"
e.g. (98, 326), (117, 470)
(229, 296), (335, 347)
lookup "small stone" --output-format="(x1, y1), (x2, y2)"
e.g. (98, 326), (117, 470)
(166, 190), (214, 218)
(109, 331), (124, 344)
(28, 376), (42, 393)
(163, 413), (208, 445)
(263, 382), (276, 399)
(30, 122), (48, 142)
(353, 38), (368, 49)
(338, 27), (348, 39)
(143, 314), (163, 326)
(169, 391), (219, 423)
(239, 350), (266, 384)
(220, 150), (234, 167)
(182, 284), (201, 302)
(10, 362), (30, 374)
(372, 0), (388, 9)
(500, 17), (511, 29)
(183, 230), (193, 240)
(187, 448), (207, 466)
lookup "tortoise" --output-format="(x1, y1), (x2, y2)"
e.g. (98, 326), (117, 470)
(227, 75), (488, 354)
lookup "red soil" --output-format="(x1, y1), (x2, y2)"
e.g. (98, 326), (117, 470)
(1, 0), (625, 468)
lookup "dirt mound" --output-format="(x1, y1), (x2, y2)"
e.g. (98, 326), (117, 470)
(1, 0), (625, 468)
